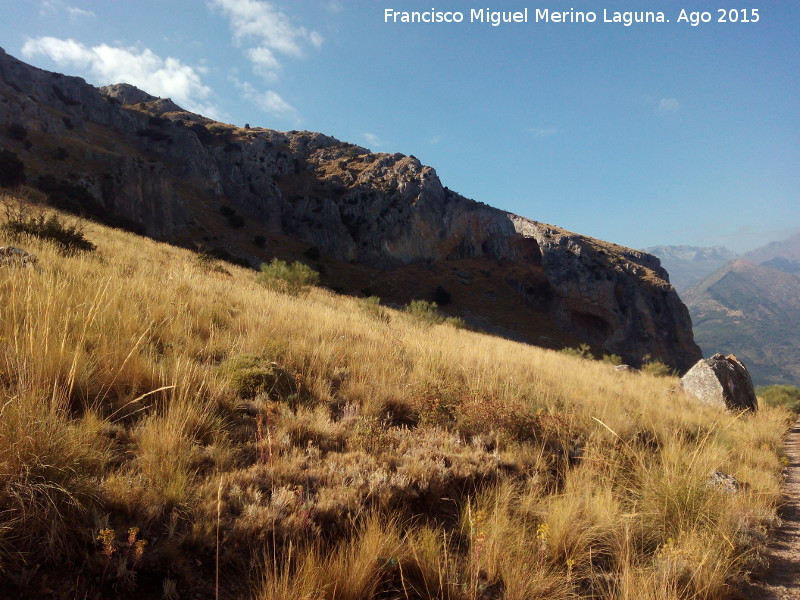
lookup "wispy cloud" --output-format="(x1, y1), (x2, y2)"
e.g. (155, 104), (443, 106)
(66, 6), (95, 21)
(429, 135), (442, 144)
(526, 127), (560, 138)
(326, 1), (344, 13)
(234, 77), (298, 122)
(210, 0), (322, 80)
(21, 36), (221, 118)
(363, 132), (384, 148)
(38, 1), (95, 20)
(657, 97), (680, 113)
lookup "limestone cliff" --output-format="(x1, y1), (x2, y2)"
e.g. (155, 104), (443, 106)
(0, 49), (701, 371)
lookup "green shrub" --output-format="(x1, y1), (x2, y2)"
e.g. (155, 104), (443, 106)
(406, 299), (441, 324)
(641, 358), (674, 377)
(602, 353), (623, 366)
(361, 295), (388, 322)
(221, 354), (296, 400)
(1, 211), (95, 253)
(561, 343), (592, 359)
(257, 259), (319, 295)
(757, 385), (800, 412)
(444, 316), (466, 329)
(0, 149), (26, 187)
(405, 299), (465, 328)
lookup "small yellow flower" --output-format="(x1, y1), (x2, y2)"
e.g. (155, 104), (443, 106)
(97, 528), (116, 557)
(134, 539), (148, 562)
(127, 526), (139, 546)
(535, 522), (550, 542)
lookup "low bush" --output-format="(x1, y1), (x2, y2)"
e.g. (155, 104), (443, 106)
(257, 259), (319, 296)
(757, 384), (800, 412)
(405, 299), (441, 324)
(361, 295), (388, 322)
(405, 299), (464, 328)
(561, 343), (592, 359)
(642, 357), (674, 377)
(1, 209), (95, 252)
(221, 354), (296, 400)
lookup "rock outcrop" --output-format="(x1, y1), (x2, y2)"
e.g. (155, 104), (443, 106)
(0, 246), (37, 268)
(680, 353), (758, 411)
(0, 48), (702, 370)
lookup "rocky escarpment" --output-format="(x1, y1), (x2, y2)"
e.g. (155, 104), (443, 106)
(0, 48), (701, 370)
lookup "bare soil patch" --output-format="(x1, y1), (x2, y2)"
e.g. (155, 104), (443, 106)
(742, 420), (800, 599)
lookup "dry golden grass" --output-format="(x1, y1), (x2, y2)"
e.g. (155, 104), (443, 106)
(0, 193), (792, 598)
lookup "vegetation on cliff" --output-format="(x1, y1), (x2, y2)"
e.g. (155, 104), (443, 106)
(0, 194), (792, 599)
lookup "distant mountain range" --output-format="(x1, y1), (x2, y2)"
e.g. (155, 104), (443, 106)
(741, 232), (800, 275)
(656, 234), (800, 386)
(645, 245), (739, 292)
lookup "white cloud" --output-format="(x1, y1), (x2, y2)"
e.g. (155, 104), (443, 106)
(66, 6), (95, 20)
(526, 127), (560, 138)
(234, 77), (298, 121)
(38, 1), (95, 20)
(245, 47), (281, 78)
(429, 135), (442, 144)
(257, 90), (297, 119)
(326, 1), (344, 14)
(210, 0), (323, 78)
(21, 36), (221, 119)
(658, 97), (680, 113)
(363, 132), (382, 148)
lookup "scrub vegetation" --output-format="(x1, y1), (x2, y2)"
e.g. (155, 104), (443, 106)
(0, 192), (792, 599)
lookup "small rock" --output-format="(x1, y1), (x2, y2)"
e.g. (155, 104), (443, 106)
(706, 470), (739, 494)
(614, 364), (634, 372)
(680, 353), (757, 411)
(0, 246), (37, 268)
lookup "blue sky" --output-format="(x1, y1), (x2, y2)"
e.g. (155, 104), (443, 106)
(1, 0), (798, 253)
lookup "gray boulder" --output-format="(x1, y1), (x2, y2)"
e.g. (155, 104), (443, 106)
(680, 353), (758, 411)
(0, 246), (37, 268)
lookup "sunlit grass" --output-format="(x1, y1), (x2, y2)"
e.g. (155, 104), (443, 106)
(0, 193), (792, 597)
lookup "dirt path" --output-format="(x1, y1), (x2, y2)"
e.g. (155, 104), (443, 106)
(741, 420), (800, 599)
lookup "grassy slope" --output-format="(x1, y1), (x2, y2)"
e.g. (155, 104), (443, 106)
(0, 194), (793, 599)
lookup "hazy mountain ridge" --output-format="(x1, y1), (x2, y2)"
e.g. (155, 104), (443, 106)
(0, 48), (700, 370)
(684, 258), (800, 385)
(741, 232), (800, 274)
(645, 244), (738, 291)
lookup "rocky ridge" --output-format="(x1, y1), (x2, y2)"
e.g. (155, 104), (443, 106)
(0, 48), (701, 370)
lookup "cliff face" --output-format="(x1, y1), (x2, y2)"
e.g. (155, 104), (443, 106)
(0, 49), (701, 371)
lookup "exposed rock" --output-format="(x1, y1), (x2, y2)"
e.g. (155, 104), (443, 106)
(706, 470), (740, 494)
(0, 49), (703, 370)
(0, 246), (36, 268)
(97, 83), (157, 106)
(680, 353), (758, 411)
(614, 364), (634, 372)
